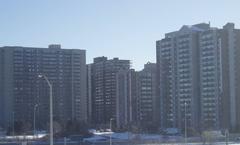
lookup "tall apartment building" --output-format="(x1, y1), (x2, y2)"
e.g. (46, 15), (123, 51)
(198, 23), (240, 131)
(91, 57), (130, 126)
(87, 64), (93, 123)
(157, 23), (209, 131)
(136, 62), (158, 126)
(116, 69), (136, 129)
(200, 23), (240, 131)
(199, 27), (223, 130)
(115, 62), (158, 129)
(0, 45), (87, 129)
(157, 23), (240, 132)
(223, 23), (240, 131)
(156, 35), (178, 129)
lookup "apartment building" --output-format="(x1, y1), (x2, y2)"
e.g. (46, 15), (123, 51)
(0, 45), (87, 129)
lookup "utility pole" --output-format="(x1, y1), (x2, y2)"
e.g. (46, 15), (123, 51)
(33, 104), (38, 138)
(184, 102), (187, 145)
(225, 129), (229, 145)
(38, 74), (53, 145)
(64, 137), (67, 145)
(12, 112), (15, 136)
(110, 118), (114, 145)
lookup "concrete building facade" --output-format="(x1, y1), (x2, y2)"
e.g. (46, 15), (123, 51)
(0, 45), (87, 129)
(136, 62), (158, 126)
(157, 23), (209, 131)
(116, 69), (136, 129)
(157, 23), (240, 132)
(91, 57), (130, 126)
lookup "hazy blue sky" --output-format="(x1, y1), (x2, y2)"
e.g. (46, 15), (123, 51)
(1, 0), (240, 70)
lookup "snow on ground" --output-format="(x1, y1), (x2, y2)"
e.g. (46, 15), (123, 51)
(83, 131), (240, 145)
(0, 133), (47, 140)
(84, 131), (166, 142)
(83, 135), (108, 142)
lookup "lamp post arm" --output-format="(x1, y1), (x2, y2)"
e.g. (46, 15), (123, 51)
(42, 75), (52, 88)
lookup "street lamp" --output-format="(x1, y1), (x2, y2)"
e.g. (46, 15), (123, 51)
(12, 112), (15, 136)
(38, 74), (53, 145)
(225, 129), (229, 145)
(33, 104), (39, 137)
(110, 118), (114, 145)
(184, 102), (187, 145)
